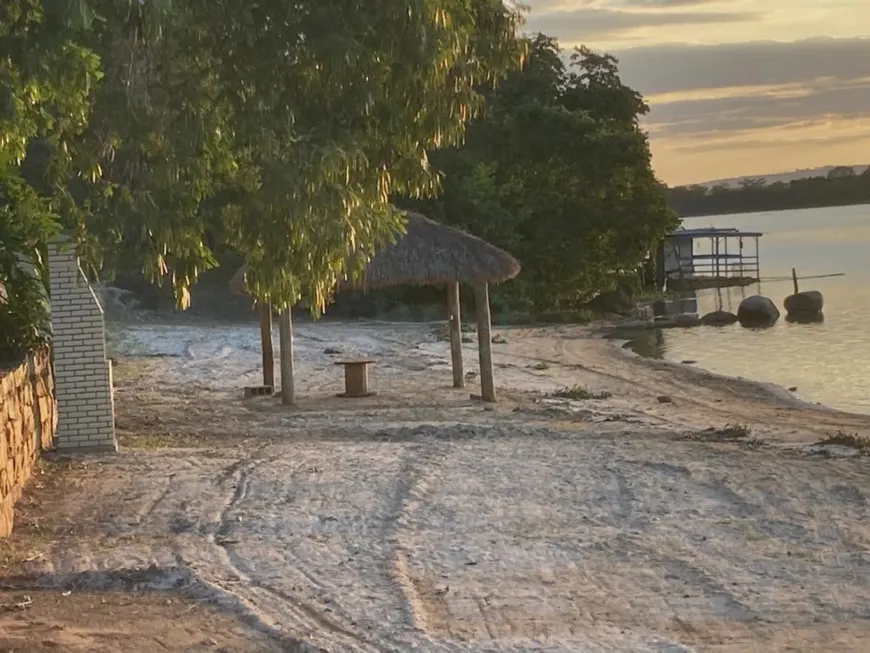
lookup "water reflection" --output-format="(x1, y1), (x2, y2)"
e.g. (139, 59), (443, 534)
(785, 313), (825, 324)
(627, 328), (666, 360)
(629, 204), (870, 414)
(652, 293), (698, 317)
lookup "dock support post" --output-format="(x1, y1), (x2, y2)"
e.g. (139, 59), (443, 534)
(755, 236), (761, 279)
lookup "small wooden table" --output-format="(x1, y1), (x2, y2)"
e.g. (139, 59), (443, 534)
(335, 360), (376, 398)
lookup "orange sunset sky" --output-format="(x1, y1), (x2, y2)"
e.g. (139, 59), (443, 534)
(522, 0), (870, 185)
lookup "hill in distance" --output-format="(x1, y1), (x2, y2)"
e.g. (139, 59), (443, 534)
(696, 165), (870, 189)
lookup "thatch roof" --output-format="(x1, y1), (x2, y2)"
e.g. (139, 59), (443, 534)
(229, 211), (520, 296)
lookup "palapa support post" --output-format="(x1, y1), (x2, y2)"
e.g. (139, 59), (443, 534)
(260, 303), (274, 388)
(792, 267), (799, 294)
(447, 282), (464, 388)
(474, 283), (496, 403)
(278, 308), (294, 406)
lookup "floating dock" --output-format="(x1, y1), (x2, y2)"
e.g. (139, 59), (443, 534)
(657, 227), (763, 291)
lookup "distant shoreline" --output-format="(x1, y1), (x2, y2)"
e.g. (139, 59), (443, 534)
(676, 199), (870, 219)
(668, 170), (870, 218)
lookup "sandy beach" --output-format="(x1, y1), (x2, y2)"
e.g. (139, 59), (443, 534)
(3, 319), (870, 652)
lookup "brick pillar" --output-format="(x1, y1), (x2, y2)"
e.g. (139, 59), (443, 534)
(47, 236), (117, 452)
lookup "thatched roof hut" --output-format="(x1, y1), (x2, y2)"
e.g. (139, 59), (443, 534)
(228, 212), (520, 295)
(340, 212), (520, 290)
(232, 211), (520, 404)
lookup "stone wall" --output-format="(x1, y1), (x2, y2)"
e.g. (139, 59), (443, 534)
(48, 238), (117, 451)
(0, 349), (56, 537)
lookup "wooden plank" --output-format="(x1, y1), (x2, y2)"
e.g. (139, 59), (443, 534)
(278, 308), (294, 406)
(474, 283), (496, 403)
(447, 282), (464, 388)
(260, 303), (274, 388)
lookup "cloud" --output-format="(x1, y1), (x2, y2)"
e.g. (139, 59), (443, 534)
(527, 0), (726, 12)
(646, 76), (870, 138)
(604, 37), (870, 182)
(667, 120), (870, 154)
(613, 37), (870, 95)
(608, 38), (870, 148)
(524, 7), (761, 42)
(618, 0), (725, 5)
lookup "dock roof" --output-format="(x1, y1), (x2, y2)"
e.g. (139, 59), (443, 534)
(668, 227), (763, 239)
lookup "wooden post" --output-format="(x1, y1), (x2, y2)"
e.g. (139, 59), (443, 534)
(260, 303), (274, 388)
(474, 283), (496, 403)
(713, 237), (720, 276)
(447, 282), (464, 388)
(755, 236), (760, 279)
(278, 308), (294, 405)
(792, 268), (799, 294)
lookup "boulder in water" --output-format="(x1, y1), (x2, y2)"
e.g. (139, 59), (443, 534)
(701, 310), (738, 326)
(737, 295), (780, 327)
(784, 290), (823, 317)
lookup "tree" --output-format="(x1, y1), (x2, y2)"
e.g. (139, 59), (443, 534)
(1, 1), (100, 358)
(58, 0), (526, 312)
(828, 166), (856, 179)
(406, 33), (678, 311)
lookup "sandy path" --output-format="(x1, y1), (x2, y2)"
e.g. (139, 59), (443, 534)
(3, 320), (870, 652)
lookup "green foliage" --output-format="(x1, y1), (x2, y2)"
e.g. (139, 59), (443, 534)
(1, 0), (101, 359)
(62, 0), (526, 312)
(4, 0), (526, 352)
(0, 177), (53, 359)
(406, 34), (678, 312)
(816, 431), (870, 453)
(549, 385), (612, 400)
(668, 169), (870, 217)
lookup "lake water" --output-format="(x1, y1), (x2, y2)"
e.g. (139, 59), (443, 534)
(632, 204), (870, 414)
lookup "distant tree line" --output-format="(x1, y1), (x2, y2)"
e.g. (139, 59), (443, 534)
(667, 166), (870, 217)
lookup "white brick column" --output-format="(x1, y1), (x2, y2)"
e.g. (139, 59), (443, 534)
(47, 236), (117, 452)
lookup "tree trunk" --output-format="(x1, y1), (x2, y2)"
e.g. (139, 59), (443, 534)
(260, 303), (274, 388)
(278, 308), (294, 405)
(447, 282), (464, 388)
(474, 283), (496, 402)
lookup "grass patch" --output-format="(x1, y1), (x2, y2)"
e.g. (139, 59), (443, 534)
(528, 362), (550, 371)
(433, 322), (478, 342)
(816, 431), (870, 452)
(714, 423), (752, 439)
(690, 423), (753, 442)
(549, 385), (612, 400)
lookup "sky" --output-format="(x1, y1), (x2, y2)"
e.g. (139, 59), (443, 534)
(521, 0), (870, 185)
